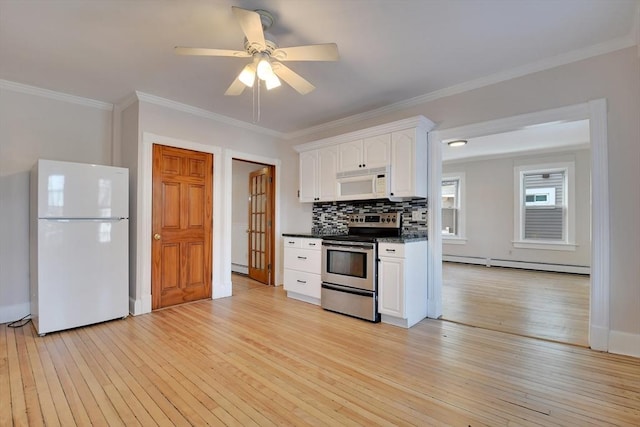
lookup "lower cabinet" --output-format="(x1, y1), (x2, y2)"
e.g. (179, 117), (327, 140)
(283, 237), (322, 305)
(378, 241), (428, 328)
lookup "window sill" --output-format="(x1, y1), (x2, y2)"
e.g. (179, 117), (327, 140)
(512, 240), (577, 251)
(443, 236), (467, 245)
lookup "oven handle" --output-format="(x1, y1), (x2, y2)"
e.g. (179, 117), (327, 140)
(322, 282), (375, 297)
(322, 241), (375, 250)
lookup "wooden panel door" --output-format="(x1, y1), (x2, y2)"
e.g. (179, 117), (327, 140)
(248, 166), (274, 285)
(152, 144), (213, 309)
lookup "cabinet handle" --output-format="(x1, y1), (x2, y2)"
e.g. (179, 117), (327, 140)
(385, 249), (396, 253)
(297, 256), (307, 260)
(308, 243), (316, 246)
(296, 280), (307, 284)
(363, 164), (366, 167)
(288, 241), (295, 244)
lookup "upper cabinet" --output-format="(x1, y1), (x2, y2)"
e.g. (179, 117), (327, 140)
(337, 134), (391, 172)
(389, 127), (428, 200)
(294, 116), (434, 203)
(299, 146), (338, 203)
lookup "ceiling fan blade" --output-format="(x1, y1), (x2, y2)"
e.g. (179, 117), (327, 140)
(272, 62), (315, 95)
(175, 47), (250, 58)
(224, 77), (247, 96)
(272, 43), (339, 61)
(232, 6), (266, 50)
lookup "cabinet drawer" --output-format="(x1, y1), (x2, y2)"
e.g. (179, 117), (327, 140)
(379, 243), (404, 258)
(301, 238), (321, 250)
(284, 248), (321, 273)
(283, 269), (321, 299)
(283, 237), (301, 248)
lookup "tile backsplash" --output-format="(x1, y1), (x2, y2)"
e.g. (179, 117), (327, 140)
(312, 198), (428, 236)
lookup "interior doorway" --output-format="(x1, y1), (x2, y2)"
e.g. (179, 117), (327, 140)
(436, 117), (594, 347)
(231, 159), (275, 286)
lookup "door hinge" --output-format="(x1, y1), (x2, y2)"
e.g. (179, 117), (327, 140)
(268, 264), (271, 271)
(297, 190), (300, 198)
(269, 176), (273, 183)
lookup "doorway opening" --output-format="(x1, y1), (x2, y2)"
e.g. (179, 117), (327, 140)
(439, 120), (591, 346)
(428, 99), (610, 352)
(231, 159), (276, 291)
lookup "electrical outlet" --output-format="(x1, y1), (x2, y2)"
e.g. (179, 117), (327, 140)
(411, 210), (422, 221)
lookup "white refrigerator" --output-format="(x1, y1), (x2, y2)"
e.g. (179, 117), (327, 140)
(30, 159), (129, 335)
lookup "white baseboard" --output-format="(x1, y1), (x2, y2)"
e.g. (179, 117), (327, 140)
(443, 255), (590, 274)
(609, 330), (640, 358)
(0, 302), (30, 324)
(590, 324), (609, 352)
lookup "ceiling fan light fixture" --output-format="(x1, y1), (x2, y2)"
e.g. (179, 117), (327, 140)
(238, 64), (256, 87)
(256, 57), (275, 80)
(265, 74), (281, 90)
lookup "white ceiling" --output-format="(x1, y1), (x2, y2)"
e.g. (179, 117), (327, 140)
(0, 0), (638, 136)
(442, 119), (591, 162)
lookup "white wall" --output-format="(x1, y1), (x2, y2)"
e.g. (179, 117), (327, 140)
(443, 148), (591, 268)
(286, 47), (640, 352)
(0, 88), (112, 323)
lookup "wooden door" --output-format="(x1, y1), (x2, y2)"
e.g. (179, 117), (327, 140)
(248, 166), (274, 285)
(152, 144), (213, 309)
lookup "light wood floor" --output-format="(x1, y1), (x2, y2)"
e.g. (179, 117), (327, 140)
(231, 273), (266, 295)
(2, 285), (638, 426)
(442, 262), (590, 347)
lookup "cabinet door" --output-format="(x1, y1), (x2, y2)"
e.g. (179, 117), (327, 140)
(378, 257), (404, 318)
(363, 134), (391, 169)
(390, 129), (415, 197)
(337, 140), (363, 172)
(317, 146), (338, 201)
(299, 150), (318, 202)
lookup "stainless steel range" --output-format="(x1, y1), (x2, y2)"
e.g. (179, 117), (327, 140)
(321, 212), (401, 322)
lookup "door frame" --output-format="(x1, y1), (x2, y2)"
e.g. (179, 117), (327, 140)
(427, 99), (610, 352)
(225, 151), (281, 292)
(135, 134), (282, 314)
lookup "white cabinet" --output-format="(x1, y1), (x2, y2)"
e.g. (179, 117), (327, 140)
(295, 116), (434, 202)
(299, 147), (337, 202)
(390, 127), (428, 200)
(378, 241), (428, 328)
(337, 134), (391, 172)
(283, 237), (322, 304)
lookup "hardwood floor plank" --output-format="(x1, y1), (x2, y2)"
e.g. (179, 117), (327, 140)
(14, 327), (46, 426)
(1, 283), (638, 426)
(0, 325), (13, 427)
(6, 326), (29, 426)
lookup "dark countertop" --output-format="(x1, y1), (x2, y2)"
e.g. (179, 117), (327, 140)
(282, 233), (427, 242)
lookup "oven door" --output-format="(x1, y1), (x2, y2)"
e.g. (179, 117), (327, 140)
(321, 240), (376, 291)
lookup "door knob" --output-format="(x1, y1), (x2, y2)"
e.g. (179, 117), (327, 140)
(153, 233), (161, 241)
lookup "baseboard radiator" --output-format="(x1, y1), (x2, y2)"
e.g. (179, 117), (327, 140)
(443, 255), (590, 275)
(231, 263), (248, 275)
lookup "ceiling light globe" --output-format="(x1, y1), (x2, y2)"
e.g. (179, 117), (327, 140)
(265, 74), (281, 90)
(238, 64), (256, 87)
(256, 59), (274, 80)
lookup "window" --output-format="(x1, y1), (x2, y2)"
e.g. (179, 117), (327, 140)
(442, 173), (465, 241)
(514, 162), (575, 250)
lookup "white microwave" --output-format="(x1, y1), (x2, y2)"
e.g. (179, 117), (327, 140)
(336, 166), (389, 200)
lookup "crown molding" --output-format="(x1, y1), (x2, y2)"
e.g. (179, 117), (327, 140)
(0, 79), (113, 111)
(134, 91), (284, 139)
(284, 33), (636, 141)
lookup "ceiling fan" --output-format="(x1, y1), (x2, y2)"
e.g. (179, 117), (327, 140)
(175, 6), (339, 96)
